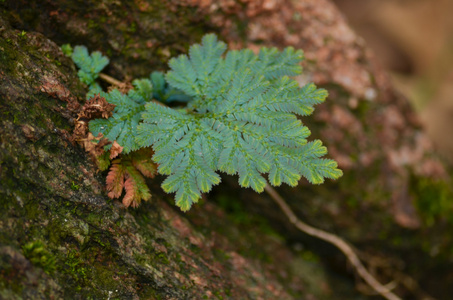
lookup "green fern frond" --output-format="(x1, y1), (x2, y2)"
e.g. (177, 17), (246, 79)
(137, 103), (223, 210)
(128, 78), (153, 103)
(72, 46), (109, 86)
(189, 33), (227, 85)
(138, 34), (342, 211)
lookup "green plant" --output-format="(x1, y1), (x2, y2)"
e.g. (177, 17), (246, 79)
(71, 45), (109, 99)
(61, 43), (73, 57)
(71, 181), (80, 191)
(71, 34), (342, 211)
(68, 36), (405, 300)
(18, 30), (27, 39)
(22, 241), (56, 274)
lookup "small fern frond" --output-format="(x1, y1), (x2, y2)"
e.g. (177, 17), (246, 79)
(105, 151), (157, 208)
(166, 33), (226, 99)
(131, 148), (157, 178)
(298, 158), (342, 185)
(72, 46), (109, 86)
(97, 152), (111, 171)
(106, 160), (126, 199)
(166, 55), (199, 96)
(123, 164), (151, 208)
(128, 79), (153, 103)
(90, 51), (110, 74)
(188, 33), (226, 86)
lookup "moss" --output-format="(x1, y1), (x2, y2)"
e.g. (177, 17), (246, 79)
(299, 249), (320, 263)
(0, 36), (20, 75)
(50, 233), (137, 298)
(61, 249), (89, 290)
(0, 264), (25, 296)
(21, 240), (57, 274)
(213, 290), (224, 299)
(212, 248), (231, 263)
(412, 176), (453, 226)
(87, 19), (99, 30)
(71, 181), (80, 191)
(156, 252), (169, 265)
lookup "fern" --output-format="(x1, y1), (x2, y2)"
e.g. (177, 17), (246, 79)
(70, 34), (342, 211)
(66, 39), (401, 300)
(105, 148), (156, 208)
(71, 45), (109, 99)
(136, 34), (342, 211)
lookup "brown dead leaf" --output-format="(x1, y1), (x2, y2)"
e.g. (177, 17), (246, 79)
(110, 141), (124, 159)
(106, 160), (125, 199)
(81, 132), (111, 158)
(72, 94), (115, 144)
(107, 82), (134, 94)
(79, 94), (115, 120)
(72, 119), (89, 141)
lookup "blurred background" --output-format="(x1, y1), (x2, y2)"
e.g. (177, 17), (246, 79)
(333, 0), (453, 163)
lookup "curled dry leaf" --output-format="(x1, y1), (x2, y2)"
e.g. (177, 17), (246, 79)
(109, 141), (124, 159)
(84, 133), (110, 157)
(79, 94), (115, 120)
(72, 94), (115, 142)
(73, 119), (89, 141)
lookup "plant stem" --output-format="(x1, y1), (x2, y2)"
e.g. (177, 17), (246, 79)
(99, 73), (123, 86)
(264, 184), (401, 300)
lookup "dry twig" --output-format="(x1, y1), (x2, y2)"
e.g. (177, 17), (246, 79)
(99, 73), (124, 86)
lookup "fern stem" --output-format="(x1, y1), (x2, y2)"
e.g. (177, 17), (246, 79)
(264, 185), (401, 300)
(99, 73), (123, 86)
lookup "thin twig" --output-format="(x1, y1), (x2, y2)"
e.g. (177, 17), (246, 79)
(99, 73), (123, 86)
(264, 185), (401, 300)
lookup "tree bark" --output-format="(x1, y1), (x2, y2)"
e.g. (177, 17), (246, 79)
(1, 1), (452, 299)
